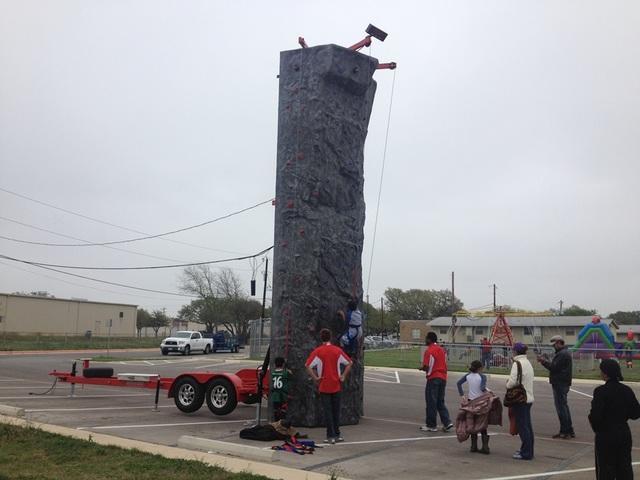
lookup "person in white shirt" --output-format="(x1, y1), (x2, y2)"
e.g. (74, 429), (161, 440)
(457, 360), (490, 453)
(507, 342), (535, 460)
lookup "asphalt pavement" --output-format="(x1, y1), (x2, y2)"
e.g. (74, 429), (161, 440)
(1, 349), (639, 480)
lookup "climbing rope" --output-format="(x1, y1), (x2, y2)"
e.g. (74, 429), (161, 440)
(366, 68), (397, 299)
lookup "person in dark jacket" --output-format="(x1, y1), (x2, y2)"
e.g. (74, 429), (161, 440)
(589, 359), (640, 480)
(537, 335), (574, 438)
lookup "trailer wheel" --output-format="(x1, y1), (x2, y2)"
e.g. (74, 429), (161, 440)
(173, 377), (204, 413)
(205, 378), (237, 415)
(83, 367), (114, 378)
(204, 344), (211, 355)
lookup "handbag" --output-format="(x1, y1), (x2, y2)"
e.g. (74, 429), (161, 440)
(503, 360), (527, 407)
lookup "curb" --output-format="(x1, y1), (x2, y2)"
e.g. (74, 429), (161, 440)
(0, 416), (348, 480)
(0, 348), (158, 356)
(0, 404), (25, 417)
(178, 435), (275, 461)
(365, 365), (629, 386)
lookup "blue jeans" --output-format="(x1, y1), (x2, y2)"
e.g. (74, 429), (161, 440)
(552, 384), (574, 435)
(513, 403), (534, 459)
(320, 392), (341, 439)
(425, 378), (451, 428)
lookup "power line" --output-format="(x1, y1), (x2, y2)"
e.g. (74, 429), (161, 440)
(0, 260), (186, 302)
(2, 262), (197, 297)
(0, 246), (274, 271)
(0, 198), (273, 247)
(0, 217), (255, 273)
(0, 216), (189, 263)
(0, 186), (271, 253)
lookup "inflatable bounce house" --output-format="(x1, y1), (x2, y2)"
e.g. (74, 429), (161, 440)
(572, 316), (617, 358)
(573, 316), (638, 363)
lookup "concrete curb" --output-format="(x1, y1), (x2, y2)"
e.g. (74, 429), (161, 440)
(0, 404), (25, 417)
(178, 435), (275, 461)
(0, 348), (158, 356)
(0, 416), (347, 480)
(365, 365), (624, 386)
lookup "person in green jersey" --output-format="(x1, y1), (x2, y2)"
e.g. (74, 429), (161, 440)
(271, 357), (291, 420)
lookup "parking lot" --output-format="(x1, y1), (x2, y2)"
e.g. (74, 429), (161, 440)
(1, 350), (639, 480)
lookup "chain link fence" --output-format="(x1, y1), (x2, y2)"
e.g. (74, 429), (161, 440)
(248, 318), (270, 359)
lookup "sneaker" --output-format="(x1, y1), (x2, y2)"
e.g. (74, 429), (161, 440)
(443, 423), (454, 432)
(552, 433), (571, 439)
(419, 426), (439, 432)
(336, 437), (344, 443)
(569, 432), (576, 438)
(513, 453), (532, 460)
(323, 438), (336, 445)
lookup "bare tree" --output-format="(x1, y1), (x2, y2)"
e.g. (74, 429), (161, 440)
(179, 267), (258, 339)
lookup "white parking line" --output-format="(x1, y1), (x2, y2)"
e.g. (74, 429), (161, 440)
(194, 364), (225, 370)
(0, 386), (60, 390)
(569, 387), (593, 399)
(77, 419), (249, 430)
(26, 405), (175, 412)
(0, 393), (151, 400)
(395, 371), (400, 383)
(337, 434), (457, 445)
(477, 462), (640, 480)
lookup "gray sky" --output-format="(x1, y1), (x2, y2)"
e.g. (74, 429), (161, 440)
(1, 1), (638, 316)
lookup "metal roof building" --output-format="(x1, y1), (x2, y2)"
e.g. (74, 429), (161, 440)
(0, 293), (137, 337)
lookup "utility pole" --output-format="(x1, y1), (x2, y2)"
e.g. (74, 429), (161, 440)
(260, 257), (269, 341)
(492, 284), (497, 312)
(451, 271), (455, 314)
(380, 297), (384, 337)
(558, 300), (563, 316)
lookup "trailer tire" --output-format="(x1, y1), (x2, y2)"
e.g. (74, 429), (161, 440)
(205, 378), (237, 415)
(204, 344), (211, 355)
(83, 368), (114, 378)
(173, 377), (204, 413)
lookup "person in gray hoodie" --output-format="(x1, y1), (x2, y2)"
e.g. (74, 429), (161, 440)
(537, 335), (574, 439)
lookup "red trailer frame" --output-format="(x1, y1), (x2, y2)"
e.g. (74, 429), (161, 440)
(49, 359), (270, 416)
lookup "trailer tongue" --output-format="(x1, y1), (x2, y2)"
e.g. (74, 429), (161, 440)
(49, 359), (268, 416)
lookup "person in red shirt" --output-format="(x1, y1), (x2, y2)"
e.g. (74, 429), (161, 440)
(306, 328), (353, 444)
(419, 332), (453, 432)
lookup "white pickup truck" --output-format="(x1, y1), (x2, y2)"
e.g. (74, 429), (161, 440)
(160, 331), (212, 356)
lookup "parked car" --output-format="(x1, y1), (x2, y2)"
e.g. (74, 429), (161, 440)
(161, 331), (212, 356)
(210, 331), (240, 353)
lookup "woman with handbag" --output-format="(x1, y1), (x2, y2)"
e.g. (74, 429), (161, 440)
(506, 342), (535, 460)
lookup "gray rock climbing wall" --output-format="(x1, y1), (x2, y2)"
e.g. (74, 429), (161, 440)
(271, 44), (378, 427)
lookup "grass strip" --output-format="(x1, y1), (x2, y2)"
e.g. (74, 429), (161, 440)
(0, 423), (267, 480)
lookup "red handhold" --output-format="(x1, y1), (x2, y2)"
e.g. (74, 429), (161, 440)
(299, 228), (305, 237)
(286, 200), (294, 209)
(296, 152), (304, 160)
(280, 240), (288, 247)
(311, 191), (320, 197)
(272, 199), (276, 206)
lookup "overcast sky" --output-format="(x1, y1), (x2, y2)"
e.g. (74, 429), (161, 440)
(1, 1), (638, 316)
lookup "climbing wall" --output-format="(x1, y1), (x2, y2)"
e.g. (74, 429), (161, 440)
(270, 44), (378, 427)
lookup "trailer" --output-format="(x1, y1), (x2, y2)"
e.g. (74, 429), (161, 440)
(49, 359), (269, 415)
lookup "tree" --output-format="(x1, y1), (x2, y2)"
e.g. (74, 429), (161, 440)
(149, 309), (170, 337)
(136, 308), (152, 337)
(179, 266), (261, 339)
(362, 301), (400, 335)
(609, 311), (640, 325)
(561, 304), (597, 316)
(383, 288), (463, 320)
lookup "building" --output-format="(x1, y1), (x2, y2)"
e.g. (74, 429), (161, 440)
(0, 293), (137, 337)
(427, 315), (617, 345)
(615, 324), (640, 343)
(399, 320), (432, 344)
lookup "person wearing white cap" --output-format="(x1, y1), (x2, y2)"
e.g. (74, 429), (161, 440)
(537, 335), (574, 439)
